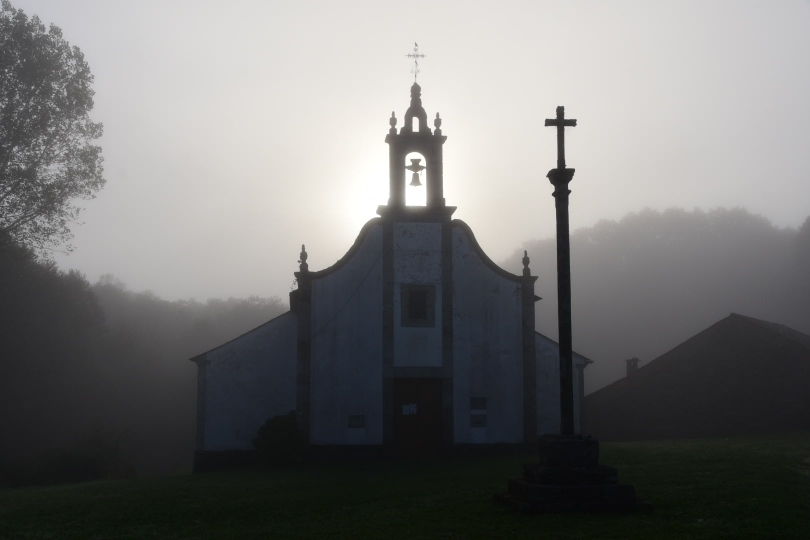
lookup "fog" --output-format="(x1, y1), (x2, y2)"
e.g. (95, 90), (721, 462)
(505, 208), (810, 394)
(9, 0), (809, 302)
(4, 0), (810, 482)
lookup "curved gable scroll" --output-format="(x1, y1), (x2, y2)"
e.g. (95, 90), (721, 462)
(452, 219), (537, 283)
(308, 218), (383, 279)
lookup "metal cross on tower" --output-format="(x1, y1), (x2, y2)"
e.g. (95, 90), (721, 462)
(406, 42), (426, 82)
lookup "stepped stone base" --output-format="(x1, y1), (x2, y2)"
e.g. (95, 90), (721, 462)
(495, 434), (651, 513)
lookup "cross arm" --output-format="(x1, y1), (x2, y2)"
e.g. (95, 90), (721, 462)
(544, 118), (577, 127)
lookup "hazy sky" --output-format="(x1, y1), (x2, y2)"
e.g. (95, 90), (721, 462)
(13, 0), (810, 302)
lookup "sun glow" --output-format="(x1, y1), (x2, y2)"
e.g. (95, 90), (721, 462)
(339, 164), (389, 234)
(338, 150), (432, 238)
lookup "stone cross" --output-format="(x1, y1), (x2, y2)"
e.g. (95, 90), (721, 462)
(544, 106), (577, 170)
(545, 105), (577, 436)
(406, 42), (426, 82)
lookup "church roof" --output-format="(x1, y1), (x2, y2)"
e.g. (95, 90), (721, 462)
(535, 331), (594, 365)
(189, 311), (295, 364)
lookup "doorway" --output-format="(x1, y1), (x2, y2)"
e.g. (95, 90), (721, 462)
(393, 378), (443, 457)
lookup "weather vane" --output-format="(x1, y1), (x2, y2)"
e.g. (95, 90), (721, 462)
(406, 42), (425, 82)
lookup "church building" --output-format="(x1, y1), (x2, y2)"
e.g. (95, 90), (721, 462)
(191, 83), (591, 469)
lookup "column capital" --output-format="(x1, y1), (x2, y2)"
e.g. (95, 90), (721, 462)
(547, 168), (576, 186)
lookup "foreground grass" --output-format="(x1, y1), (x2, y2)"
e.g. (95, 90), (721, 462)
(1, 435), (808, 540)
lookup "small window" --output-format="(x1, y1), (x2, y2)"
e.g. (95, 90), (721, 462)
(348, 415), (366, 429)
(470, 397), (487, 428)
(401, 284), (435, 327)
(401, 404), (418, 416)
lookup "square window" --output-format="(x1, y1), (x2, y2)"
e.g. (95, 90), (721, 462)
(409, 290), (428, 320)
(401, 284), (435, 327)
(470, 414), (487, 428)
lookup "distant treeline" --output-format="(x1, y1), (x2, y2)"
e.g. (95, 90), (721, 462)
(506, 208), (810, 395)
(0, 234), (286, 484)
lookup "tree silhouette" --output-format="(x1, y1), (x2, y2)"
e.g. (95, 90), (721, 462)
(0, 1), (104, 253)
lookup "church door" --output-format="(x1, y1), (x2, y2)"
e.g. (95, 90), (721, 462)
(393, 378), (443, 457)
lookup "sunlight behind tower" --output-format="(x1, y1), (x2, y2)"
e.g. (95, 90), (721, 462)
(338, 163), (389, 234)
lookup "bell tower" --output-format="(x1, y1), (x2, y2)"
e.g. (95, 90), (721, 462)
(383, 83), (448, 209)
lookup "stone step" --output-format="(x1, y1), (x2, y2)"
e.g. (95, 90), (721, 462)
(522, 463), (618, 485)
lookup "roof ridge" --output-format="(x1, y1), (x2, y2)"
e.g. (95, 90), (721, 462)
(729, 313), (810, 350)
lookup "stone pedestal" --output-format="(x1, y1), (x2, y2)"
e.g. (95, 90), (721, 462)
(495, 434), (651, 513)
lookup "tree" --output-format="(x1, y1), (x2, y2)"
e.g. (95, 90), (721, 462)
(0, 1), (104, 254)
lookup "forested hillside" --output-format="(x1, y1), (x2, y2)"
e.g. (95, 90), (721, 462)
(0, 234), (286, 482)
(506, 208), (810, 393)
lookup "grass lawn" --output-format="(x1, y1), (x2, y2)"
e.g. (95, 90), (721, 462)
(1, 434), (808, 540)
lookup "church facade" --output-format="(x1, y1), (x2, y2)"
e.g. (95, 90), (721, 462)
(191, 84), (590, 468)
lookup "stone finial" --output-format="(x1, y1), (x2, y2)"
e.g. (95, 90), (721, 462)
(434, 112), (442, 135)
(522, 250), (531, 277)
(298, 244), (309, 273)
(389, 111), (397, 134)
(408, 82), (424, 110)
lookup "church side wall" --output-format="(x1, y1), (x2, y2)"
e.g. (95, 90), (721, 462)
(536, 333), (586, 435)
(536, 334), (561, 435)
(573, 354), (585, 433)
(452, 226), (524, 444)
(393, 222), (443, 367)
(310, 224), (383, 445)
(203, 312), (297, 451)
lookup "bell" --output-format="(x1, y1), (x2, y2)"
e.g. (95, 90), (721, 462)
(406, 157), (426, 187)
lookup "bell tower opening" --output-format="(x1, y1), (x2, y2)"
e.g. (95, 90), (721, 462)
(411, 117), (420, 132)
(405, 152), (426, 206)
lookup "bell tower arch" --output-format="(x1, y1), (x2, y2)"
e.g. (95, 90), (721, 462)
(384, 83), (448, 209)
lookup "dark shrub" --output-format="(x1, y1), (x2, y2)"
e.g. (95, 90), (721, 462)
(253, 412), (305, 465)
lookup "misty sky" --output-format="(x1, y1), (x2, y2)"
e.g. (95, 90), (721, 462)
(13, 0), (810, 302)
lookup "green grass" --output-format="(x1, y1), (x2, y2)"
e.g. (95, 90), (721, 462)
(1, 434), (809, 540)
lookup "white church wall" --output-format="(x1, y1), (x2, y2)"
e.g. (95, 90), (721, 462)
(310, 223), (384, 445)
(393, 222), (443, 367)
(536, 333), (587, 435)
(536, 333), (561, 435)
(573, 353), (585, 433)
(203, 312), (297, 451)
(451, 226), (524, 444)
